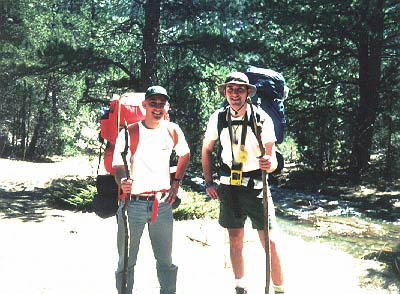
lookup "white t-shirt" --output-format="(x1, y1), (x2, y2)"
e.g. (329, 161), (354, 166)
(204, 104), (276, 171)
(203, 104), (276, 188)
(112, 120), (190, 194)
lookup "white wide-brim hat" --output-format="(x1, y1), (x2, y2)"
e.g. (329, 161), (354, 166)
(217, 72), (257, 97)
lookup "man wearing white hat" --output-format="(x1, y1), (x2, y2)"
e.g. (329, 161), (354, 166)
(202, 72), (285, 294)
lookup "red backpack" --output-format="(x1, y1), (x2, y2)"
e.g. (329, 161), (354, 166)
(94, 95), (175, 219)
(100, 92), (145, 175)
(100, 92), (171, 175)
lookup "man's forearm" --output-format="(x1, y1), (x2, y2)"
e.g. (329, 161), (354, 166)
(264, 142), (277, 173)
(175, 153), (190, 180)
(201, 148), (214, 182)
(113, 165), (127, 185)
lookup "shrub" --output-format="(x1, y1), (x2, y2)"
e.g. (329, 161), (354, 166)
(173, 189), (219, 220)
(45, 176), (219, 220)
(46, 176), (96, 211)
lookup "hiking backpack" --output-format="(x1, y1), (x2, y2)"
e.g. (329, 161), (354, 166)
(245, 66), (287, 144)
(93, 120), (179, 219)
(99, 92), (146, 174)
(93, 92), (146, 218)
(94, 93), (175, 218)
(218, 67), (287, 144)
(217, 67), (288, 174)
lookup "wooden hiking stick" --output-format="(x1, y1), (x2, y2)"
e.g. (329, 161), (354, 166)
(121, 192), (129, 294)
(249, 102), (271, 294)
(120, 123), (130, 294)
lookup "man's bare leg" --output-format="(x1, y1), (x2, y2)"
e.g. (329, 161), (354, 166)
(258, 229), (284, 286)
(228, 228), (245, 279)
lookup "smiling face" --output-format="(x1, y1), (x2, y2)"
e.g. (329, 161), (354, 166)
(225, 83), (248, 111)
(143, 95), (168, 123)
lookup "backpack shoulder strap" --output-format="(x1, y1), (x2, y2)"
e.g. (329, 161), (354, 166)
(127, 122), (140, 155)
(248, 105), (262, 136)
(217, 104), (262, 139)
(217, 106), (229, 138)
(128, 121), (178, 154)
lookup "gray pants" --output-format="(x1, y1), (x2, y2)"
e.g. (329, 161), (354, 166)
(115, 200), (177, 294)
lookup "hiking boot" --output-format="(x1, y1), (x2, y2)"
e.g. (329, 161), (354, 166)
(235, 287), (247, 294)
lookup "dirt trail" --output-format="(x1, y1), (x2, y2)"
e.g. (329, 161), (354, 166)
(0, 157), (398, 294)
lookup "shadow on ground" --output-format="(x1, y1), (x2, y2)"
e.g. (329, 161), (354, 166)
(0, 187), (64, 222)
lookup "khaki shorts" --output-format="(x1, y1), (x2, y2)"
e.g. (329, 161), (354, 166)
(217, 184), (277, 230)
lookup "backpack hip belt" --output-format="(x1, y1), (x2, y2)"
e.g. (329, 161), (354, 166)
(220, 163), (262, 189)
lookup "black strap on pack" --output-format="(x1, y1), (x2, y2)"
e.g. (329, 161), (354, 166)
(227, 110), (248, 168)
(227, 109), (249, 218)
(217, 106), (256, 168)
(217, 106), (261, 138)
(121, 124), (130, 178)
(217, 106), (263, 187)
(96, 137), (105, 176)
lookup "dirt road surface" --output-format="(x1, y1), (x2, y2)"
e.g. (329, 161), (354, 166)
(0, 157), (397, 294)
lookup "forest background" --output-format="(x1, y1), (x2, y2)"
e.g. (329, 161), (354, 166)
(1, 0), (400, 186)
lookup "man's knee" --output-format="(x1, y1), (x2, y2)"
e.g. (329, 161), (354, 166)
(228, 228), (244, 250)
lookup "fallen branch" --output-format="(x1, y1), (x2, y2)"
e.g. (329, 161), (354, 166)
(186, 236), (210, 247)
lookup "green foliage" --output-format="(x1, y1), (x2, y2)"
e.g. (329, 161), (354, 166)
(1, 0), (399, 182)
(44, 175), (219, 220)
(278, 136), (299, 164)
(173, 189), (219, 220)
(252, 0), (400, 177)
(46, 176), (96, 211)
(62, 104), (100, 156)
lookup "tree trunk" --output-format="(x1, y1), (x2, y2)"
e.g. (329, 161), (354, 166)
(52, 85), (58, 117)
(26, 81), (50, 159)
(140, 0), (161, 90)
(350, 0), (384, 179)
(318, 107), (328, 172)
(384, 93), (394, 181)
(20, 91), (27, 158)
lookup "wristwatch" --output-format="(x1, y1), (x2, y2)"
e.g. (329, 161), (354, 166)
(205, 181), (215, 188)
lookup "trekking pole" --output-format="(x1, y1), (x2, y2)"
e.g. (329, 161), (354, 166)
(120, 123), (130, 294)
(249, 102), (271, 294)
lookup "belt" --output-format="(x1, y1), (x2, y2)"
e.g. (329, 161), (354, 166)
(129, 193), (167, 201)
(124, 192), (167, 223)
(219, 164), (262, 189)
(130, 194), (156, 201)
